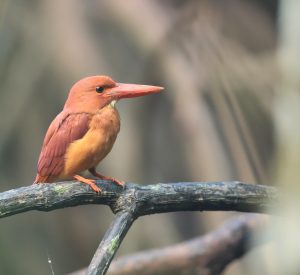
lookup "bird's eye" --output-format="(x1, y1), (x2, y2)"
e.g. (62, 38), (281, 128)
(96, 86), (105, 93)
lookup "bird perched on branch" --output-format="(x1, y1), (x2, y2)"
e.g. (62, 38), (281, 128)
(34, 75), (163, 192)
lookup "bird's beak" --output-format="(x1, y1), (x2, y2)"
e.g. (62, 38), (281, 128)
(104, 83), (164, 99)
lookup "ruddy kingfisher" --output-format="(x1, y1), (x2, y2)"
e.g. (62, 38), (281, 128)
(34, 75), (163, 192)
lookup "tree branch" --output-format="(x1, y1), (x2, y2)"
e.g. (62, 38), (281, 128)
(87, 210), (136, 275)
(70, 214), (269, 275)
(0, 181), (278, 275)
(0, 181), (278, 219)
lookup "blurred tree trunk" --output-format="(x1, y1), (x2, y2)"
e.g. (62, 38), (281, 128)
(271, 0), (300, 274)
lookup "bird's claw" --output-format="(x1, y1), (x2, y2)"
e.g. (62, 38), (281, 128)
(103, 177), (125, 189)
(112, 178), (125, 187)
(88, 180), (102, 194)
(88, 169), (125, 189)
(73, 175), (102, 194)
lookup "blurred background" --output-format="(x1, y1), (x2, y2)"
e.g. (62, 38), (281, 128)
(0, 0), (299, 274)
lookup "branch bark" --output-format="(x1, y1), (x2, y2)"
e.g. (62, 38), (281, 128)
(0, 181), (278, 219)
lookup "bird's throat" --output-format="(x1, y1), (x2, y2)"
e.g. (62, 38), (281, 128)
(109, 100), (117, 108)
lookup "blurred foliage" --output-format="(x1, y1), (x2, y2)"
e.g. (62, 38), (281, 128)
(2, 0), (299, 274)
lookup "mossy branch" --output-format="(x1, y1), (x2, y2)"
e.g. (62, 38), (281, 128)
(0, 180), (277, 218)
(0, 180), (278, 275)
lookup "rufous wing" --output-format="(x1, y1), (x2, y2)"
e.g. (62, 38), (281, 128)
(35, 112), (91, 183)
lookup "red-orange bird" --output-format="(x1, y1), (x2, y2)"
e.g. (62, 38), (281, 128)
(35, 75), (163, 192)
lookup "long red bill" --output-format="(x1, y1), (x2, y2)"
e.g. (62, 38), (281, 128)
(104, 83), (164, 99)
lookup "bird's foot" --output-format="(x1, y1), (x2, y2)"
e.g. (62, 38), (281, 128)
(88, 168), (125, 188)
(73, 175), (101, 193)
(103, 176), (125, 187)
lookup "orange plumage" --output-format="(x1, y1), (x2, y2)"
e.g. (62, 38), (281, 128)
(35, 75), (163, 192)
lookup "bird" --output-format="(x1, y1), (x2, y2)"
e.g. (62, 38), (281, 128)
(34, 75), (163, 193)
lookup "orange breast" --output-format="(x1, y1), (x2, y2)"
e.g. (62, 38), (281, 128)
(61, 105), (120, 178)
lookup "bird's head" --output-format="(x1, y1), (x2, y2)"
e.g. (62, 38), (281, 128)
(64, 75), (163, 112)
